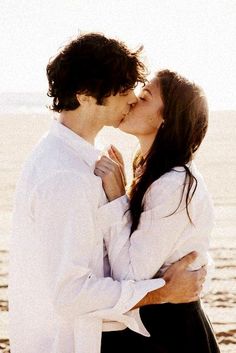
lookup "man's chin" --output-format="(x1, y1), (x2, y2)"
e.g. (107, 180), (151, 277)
(117, 119), (125, 129)
(114, 118), (125, 129)
(118, 121), (129, 133)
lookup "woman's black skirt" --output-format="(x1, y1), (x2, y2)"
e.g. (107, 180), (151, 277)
(101, 301), (220, 353)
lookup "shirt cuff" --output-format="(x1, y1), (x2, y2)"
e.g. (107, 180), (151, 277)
(98, 195), (129, 232)
(118, 278), (166, 313)
(87, 277), (165, 336)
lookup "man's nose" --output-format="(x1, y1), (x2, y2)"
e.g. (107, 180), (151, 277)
(127, 91), (138, 105)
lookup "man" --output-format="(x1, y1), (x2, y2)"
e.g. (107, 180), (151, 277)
(9, 33), (205, 353)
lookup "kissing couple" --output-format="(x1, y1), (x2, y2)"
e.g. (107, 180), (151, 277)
(9, 32), (220, 353)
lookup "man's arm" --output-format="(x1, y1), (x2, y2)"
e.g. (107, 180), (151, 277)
(133, 251), (206, 309)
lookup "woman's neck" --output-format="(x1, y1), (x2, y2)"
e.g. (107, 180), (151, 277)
(138, 134), (156, 158)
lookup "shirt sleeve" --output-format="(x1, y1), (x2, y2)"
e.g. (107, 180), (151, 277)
(30, 171), (165, 323)
(98, 172), (212, 282)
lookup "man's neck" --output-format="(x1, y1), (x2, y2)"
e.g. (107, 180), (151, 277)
(58, 110), (102, 145)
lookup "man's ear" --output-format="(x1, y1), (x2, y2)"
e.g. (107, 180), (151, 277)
(76, 93), (90, 105)
(76, 93), (97, 106)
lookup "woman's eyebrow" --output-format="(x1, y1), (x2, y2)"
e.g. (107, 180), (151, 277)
(143, 88), (152, 96)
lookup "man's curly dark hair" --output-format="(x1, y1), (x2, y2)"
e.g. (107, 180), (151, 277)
(46, 33), (147, 112)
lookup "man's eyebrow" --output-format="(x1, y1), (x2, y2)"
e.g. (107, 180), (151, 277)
(143, 88), (152, 96)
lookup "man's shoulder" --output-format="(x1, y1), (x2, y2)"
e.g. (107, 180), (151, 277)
(18, 135), (92, 193)
(24, 171), (92, 211)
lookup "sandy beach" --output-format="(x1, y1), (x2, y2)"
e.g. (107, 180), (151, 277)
(0, 111), (235, 352)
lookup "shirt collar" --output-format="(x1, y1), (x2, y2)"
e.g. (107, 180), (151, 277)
(49, 119), (101, 167)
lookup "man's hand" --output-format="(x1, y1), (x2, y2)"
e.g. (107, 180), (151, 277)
(158, 251), (206, 303)
(132, 252), (206, 309)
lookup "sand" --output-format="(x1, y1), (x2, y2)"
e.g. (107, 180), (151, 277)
(0, 111), (236, 352)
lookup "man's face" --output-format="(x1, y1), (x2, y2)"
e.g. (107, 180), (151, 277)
(119, 79), (164, 137)
(95, 89), (138, 128)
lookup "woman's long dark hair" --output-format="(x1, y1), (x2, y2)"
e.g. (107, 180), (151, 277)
(128, 70), (209, 234)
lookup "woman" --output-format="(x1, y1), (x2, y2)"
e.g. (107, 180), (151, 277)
(95, 70), (220, 353)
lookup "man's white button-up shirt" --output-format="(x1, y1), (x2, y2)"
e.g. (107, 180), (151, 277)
(9, 120), (165, 353)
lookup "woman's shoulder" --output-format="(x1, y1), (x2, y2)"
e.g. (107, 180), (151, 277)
(150, 162), (205, 187)
(148, 164), (188, 191)
(144, 162), (209, 206)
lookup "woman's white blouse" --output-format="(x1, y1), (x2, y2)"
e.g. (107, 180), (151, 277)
(99, 163), (215, 283)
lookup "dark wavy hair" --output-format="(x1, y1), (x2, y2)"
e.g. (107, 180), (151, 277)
(128, 69), (209, 234)
(46, 33), (147, 112)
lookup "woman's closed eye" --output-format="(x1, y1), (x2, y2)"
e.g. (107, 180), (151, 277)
(139, 91), (151, 101)
(139, 96), (146, 101)
(139, 87), (153, 102)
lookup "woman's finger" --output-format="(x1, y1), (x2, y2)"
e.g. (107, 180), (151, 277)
(97, 156), (118, 171)
(110, 145), (124, 165)
(108, 146), (124, 167)
(108, 148), (120, 164)
(106, 149), (127, 186)
(94, 168), (104, 177)
(94, 163), (112, 176)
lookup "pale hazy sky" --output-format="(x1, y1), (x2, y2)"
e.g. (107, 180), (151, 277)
(1, 0), (236, 110)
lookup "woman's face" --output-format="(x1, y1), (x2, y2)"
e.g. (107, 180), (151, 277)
(119, 78), (164, 137)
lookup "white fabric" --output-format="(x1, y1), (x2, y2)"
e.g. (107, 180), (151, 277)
(8, 119), (165, 353)
(99, 162), (215, 286)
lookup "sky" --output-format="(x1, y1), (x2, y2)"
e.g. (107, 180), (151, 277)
(1, 0), (236, 110)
